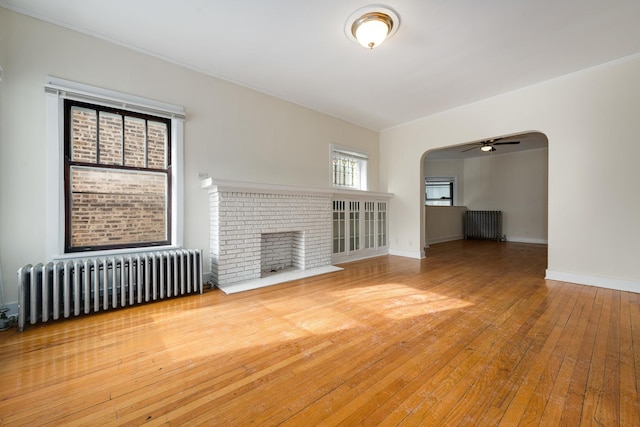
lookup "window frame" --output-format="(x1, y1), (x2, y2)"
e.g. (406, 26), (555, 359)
(63, 99), (173, 253)
(425, 176), (458, 206)
(330, 145), (368, 191)
(45, 77), (185, 260)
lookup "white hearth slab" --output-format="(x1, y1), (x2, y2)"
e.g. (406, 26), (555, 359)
(216, 265), (343, 295)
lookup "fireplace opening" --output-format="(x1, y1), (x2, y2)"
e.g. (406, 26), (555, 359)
(261, 231), (304, 278)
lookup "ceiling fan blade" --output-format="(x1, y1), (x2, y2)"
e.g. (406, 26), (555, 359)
(492, 141), (520, 145)
(461, 146), (480, 152)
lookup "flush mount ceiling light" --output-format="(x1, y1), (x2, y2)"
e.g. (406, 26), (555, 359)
(345, 5), (400, 49)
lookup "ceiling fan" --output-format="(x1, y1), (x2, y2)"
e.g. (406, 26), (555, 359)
(461, 138), (520, 153)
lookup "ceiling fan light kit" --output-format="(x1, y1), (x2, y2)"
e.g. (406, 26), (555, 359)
(345, 5), (400, 49)
(461, 138), (521, 153)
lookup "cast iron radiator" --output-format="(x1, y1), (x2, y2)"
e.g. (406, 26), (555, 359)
(17, 249), (203, 331)
(463, 210), (503, 241)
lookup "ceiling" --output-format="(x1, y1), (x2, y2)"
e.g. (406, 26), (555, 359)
(2, 1), (640, 132)
(425, 132), (548, 160)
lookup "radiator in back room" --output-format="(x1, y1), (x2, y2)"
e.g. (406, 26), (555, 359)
(17, 249), (203, 332)
(463, 210), (503, 241)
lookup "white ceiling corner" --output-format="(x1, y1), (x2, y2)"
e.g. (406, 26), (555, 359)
(2, 0), (640, 135)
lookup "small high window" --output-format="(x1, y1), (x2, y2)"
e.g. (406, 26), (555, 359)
(332, 146), (368, 190)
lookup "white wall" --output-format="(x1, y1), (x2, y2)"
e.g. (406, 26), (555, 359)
(462, 148), (548, 244)
(0, 9), (379, 305)
(424, 148), (548, 244)
(2, 9), (639, 305)
(425, 206), (466, 245)
(382, 54), (640, 291)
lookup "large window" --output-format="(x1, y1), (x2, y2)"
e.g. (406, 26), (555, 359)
(332, 146), (368, 190)
(45, 77), (185, 258)
(64, 100), (171, 252)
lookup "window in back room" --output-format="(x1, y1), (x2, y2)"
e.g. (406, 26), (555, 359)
(425, 177), (455, 206)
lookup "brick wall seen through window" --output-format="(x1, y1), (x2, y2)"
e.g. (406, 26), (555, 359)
(65, 100), (171, 252)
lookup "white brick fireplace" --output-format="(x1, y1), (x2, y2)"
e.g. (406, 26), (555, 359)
(202, 179), (338, 291)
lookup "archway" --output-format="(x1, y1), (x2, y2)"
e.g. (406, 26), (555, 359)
(420, 131), (549, 252)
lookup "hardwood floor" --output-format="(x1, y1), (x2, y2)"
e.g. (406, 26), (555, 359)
(1, 240), (638, 426)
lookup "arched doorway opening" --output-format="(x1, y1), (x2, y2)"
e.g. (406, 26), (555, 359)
(420, 131), (549, 251)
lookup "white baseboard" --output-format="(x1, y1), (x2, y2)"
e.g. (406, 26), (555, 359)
(545, 270), (640, 294)
(332, 249), (389, 265)
(426, 236), (548, 245)
(389, 248), (425, 259)
(507, 237), (548, 244)
(427, 235), (464, 245)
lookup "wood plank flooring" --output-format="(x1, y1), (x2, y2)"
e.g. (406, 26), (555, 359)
(1, 240), (639, 426)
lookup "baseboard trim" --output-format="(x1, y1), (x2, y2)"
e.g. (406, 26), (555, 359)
(507, 237), (548, 244)
(389, 248), (425, 260)
(426, 235), (464, 245)
(545, 270), (640, 294)
(332, 249), (389, 265)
